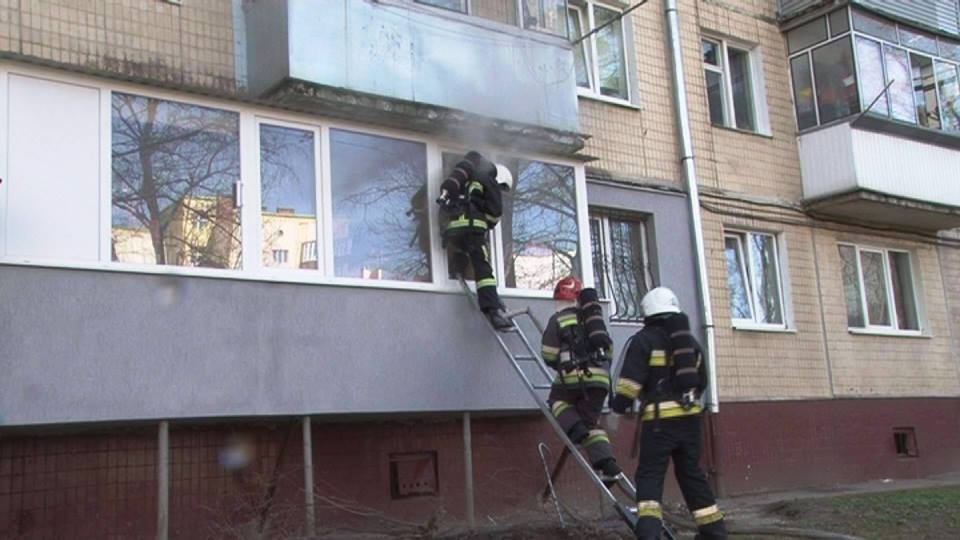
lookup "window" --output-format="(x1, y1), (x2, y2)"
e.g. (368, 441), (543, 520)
(111, 93), (241, 269)
(501, 159), (580, 291)
(569, 1), (630, 101)
(893, 428), (918, 458)
(838, 244), (920, 331)
(415, 0), (467, 13)
(522, 0), (568, 37)
(329, 129), (431, 283)
(789, 7), (960, 134)
(590, 212), (653, 322)
(259, 124), (318, 270)
(702, 38), (760, 131)
(724, 231), (785, 327)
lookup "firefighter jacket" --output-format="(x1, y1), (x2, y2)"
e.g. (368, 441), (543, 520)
(610, 313), (706, 421)
(440, 159), (503, 234)
(541, 306), (611, 390)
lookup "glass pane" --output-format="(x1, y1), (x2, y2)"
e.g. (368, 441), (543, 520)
(829, 8), (849, 37)
(936, 61), (960, 132)
(899, 26), (939, 55)
(911, 54), (941, 129)
(473, 0), (518, 26)
(856, 36), (890, 116)
(608, 218), (648, 321)
(415, 0), (467, 12)
(724, 237), (753, 320)
(940, 38), (960, 62)
(888, 252), (919, 330)
(502, 159), (580, 290)
(812, 37), (860, 124)
(594, 6), (628, 99)
(568, 8), (591, 89)
(706, 69), (727, 125)
(748, 234), (783, 325)
(111, 93), (241, 268)
(702, 40), (721, 66)
(522, 0), (567, 37)
(260, 125), (317, 270)
(787, 17), (828, 54)
(839, 245), (865, 328)
(884, 45), (917, 123)
(729, 47), (756, 131)
(852, 9), (898, 43)
(860, 250), (891, 326)
(330, 129), (431, 282)
(589, 218), (606, 299)
(791, 55), (818, 129)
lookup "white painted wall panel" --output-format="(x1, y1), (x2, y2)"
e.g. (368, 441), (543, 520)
(6, 75), (100, 261)
(797, 123), (857, 200)
(851, 129), (960, 207)
(799, 122), (960, 208)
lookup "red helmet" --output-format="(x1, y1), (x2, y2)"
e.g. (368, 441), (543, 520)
(553, 276), (582, 301)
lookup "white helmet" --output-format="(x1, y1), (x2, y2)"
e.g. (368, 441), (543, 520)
(494, 164), (513, 191)
(641, 287), (681, 318)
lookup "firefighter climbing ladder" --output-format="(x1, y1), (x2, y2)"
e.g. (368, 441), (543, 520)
(458, 279), (681, 537)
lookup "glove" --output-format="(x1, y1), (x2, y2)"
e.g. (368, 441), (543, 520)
(681, 389), (697, 411)
(610, 395), (634, 415)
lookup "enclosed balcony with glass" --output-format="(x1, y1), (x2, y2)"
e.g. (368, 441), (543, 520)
(785, 5), (960, 231)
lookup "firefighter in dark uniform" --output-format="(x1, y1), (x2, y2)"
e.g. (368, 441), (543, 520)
(611, 287), (727, 540)
(541, 276), (624, 482)
(437, 151), (513, 329)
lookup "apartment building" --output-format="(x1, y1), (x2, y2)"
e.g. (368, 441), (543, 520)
(0, 0), (958, 537)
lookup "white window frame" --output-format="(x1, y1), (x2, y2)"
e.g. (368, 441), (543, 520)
(0, 62), (592, 300)
(571, 0), (635, 106)
(839, 243), (922, 335)
(413, 0), (470, 15)
(702, 36), (771, 135)
(725, 230), (788, 330)
(589, 211), (653, 324)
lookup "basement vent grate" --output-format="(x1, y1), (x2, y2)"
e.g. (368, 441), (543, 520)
(893, 427), (918, 458)
(389, 451), (438, 499)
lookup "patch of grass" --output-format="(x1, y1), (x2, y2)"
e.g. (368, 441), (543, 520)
(772, 487), (960, 540)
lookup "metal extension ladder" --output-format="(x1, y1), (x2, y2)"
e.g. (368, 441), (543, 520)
(458, 279), (652, 533)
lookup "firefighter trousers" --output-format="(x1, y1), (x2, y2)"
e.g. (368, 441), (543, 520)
(548, 385), (618, 472)
(634, 415), (726, 540)
(450, 231), (501, 312)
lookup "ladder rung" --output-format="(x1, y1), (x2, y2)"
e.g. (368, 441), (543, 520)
(533, 383), (552, 390)
(513, 355), (536, 361)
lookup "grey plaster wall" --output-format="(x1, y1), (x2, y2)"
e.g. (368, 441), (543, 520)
(244, 0), (579, 132)
(0, 185), (697, 427)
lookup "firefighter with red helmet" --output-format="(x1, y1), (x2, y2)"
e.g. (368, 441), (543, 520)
(540, 276), (623, 482)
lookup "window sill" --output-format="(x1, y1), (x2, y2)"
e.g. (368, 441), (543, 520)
(711, 123), (773, 139)
(577, 91), (640, 110)
(732, 323), (796, 334)
(847, 328), (930, 339)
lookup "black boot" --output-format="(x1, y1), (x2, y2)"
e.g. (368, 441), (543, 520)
(485, 308), (512, 331)
(595, 458), (622, 484)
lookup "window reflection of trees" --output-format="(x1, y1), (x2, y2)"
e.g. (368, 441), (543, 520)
(502, 160), (580, 291)
(724, 237), (752, 320)
(330, 130), (431, 282)
(750, 234), (783, 324)
(259, 125), (317, 270)
(111, 93), (241, 269)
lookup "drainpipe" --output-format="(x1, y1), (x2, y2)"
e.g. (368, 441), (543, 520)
(664, 0), (719, 414)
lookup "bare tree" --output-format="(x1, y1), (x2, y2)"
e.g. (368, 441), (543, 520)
(111, 93), (242, 268)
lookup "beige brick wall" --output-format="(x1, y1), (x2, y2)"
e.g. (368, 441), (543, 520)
(0, 0), (240, 93)
(701, 201), (834, 401)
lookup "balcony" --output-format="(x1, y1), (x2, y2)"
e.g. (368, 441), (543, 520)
(779, 1), (960, 37)
(243, 0), (580, 151)
(798, 118), (960, 231)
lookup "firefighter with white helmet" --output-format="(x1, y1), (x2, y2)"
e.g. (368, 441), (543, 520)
(436, 151), (513, 329)
(612, 287), (727, 540)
